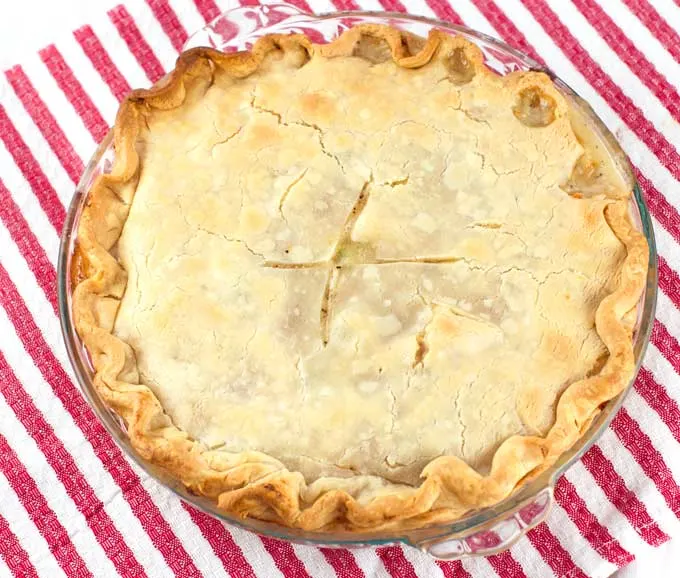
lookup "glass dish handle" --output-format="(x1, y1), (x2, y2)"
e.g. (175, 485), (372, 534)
(411, 488), (553, 560)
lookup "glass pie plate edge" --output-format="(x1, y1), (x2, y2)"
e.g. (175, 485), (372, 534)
(57, 2), (658, 560)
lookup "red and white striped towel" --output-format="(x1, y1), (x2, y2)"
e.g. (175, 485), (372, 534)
(0, 0), (679, 576)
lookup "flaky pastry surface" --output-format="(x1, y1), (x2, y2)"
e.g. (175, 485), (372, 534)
(72, 25), (648, 531)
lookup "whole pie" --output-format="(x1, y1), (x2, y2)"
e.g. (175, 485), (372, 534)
(73, 25), (648, 531)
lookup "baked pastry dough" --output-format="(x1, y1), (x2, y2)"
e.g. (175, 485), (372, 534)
(72, 25), (648, 531)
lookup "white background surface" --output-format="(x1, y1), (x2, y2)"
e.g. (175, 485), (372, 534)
(0, 0), (678, 576)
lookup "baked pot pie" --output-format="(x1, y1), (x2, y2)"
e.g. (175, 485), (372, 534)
(72, 24), (648, 532)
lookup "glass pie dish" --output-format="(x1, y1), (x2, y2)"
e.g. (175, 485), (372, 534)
(57, 2), (658, 560)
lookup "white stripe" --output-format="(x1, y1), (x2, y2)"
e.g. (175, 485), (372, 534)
(0, 399), (120, 577)
(508, 537), (556, 577)
(168, 0), (208, 46)
(645, 345), (680, 407)
(122, 0), (180, 67)
(400, 544), (446, 578)
(20, 52), (96, 162)
(0, 314), (173, 576)
(0, 474), (67, 578)
(0, 143), (60, 266)
(653, 214), (680, 278)
(597, 427), (680, 537)
(655, 291), (680, 346)
(547, 0), (680, 154)
(0, 222), (72, 373)
(0, 235), (71, 371)
(397, 0), (437, 20)
(450, 0), (498, 37)
(88, 12), (149, 89)
(228, 530), (285, 578)
(306, 0), (337, 14)
(461, 555), (499, 577)
(353, 0), (386, 11)
(0, 76), (73, 207)
(55, 33), (120, 123)
(600, 0), (680, 92)
(129, 466), (228, 578)
(0, 219), (224, 575)
(353, 548), (392, 578)
(292, 543), (336, 576)
(0, 557), (12, 578)
(545, 504), (617, 578)
(492, 0), (680, 219)
(565, 463), (654, 557)
(625, 390), (680, 482)
(648, 0), (680, 34)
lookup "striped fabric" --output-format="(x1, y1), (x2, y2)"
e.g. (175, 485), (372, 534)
(0, 0), (678, 576)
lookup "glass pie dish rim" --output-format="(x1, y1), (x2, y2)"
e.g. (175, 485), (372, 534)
(57, 3), (658, 559)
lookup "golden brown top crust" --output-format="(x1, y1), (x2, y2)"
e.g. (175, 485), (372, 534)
(72, 24), (648, 531)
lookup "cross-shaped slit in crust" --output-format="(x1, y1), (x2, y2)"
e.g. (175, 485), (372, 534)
(261, 173), (473, 348)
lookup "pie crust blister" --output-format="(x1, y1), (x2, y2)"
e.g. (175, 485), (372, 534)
(73, 25), (648, 531)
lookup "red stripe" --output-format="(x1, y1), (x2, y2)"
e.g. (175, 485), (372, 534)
(0, 107), (66, 232)
(612, 409), (680, 516)
(484, 550), (526, 577)
(635, 368), (680, 445)
(320, 548), (366, 578)
(39, 45), (109, 143)
(572, 0), (680, 123)
(0, 265), (202, 577)
(146, 0), (189, 53)
(376, 0), (409, 14)
(0, 180), (57, 313)
(437, 560), (473, 578)
(659, 257), (680, 311)
(636, 170), (680, 248)
(622, 0), (680, 65)
(0, 514), (40, 578)
(281, 0), (314, 13)
(5, 67), (84, 184)
(520, 0), (680, 191)
(424, 0), (464, 26)
(0, 353), (147, 578)
(194, 0), (222, 22)
(73, 25), (132, 102)
(376, 546), (418, 578)
(555, 477), (634, 566)
(330, 0), (361, 10)
(259, 537), (312, 578)
(0, 435), (92, 578)
(581, 444), (669, 545)
(469, 0), (543, 63)
(183, 506), (257, 578)
(108, 5), (165, 83)
(652, 320), (680, 376)
(526, 524), (587, 578)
